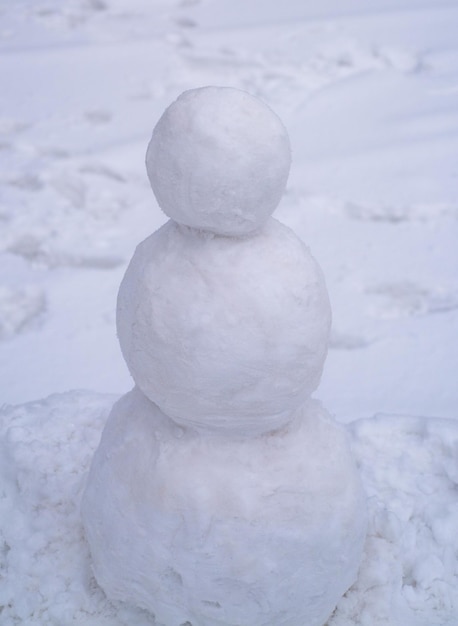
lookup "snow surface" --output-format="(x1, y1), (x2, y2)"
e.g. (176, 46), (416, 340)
(1, 0), (458, 624)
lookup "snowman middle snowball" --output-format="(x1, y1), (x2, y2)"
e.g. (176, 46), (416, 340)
(118, 87), (332, 434)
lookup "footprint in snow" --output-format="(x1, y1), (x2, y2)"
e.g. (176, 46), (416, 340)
(0, 286), (47, 340)
(174, 16), (197, 28)
(7, 174), (44, 192)
(329, 329), (375, 351)
(345, 201), (458, 223)
(0, 119), (31, 135)
(366, 281), (458, 319)
(84, 110), (112, 125)
(79, 163), (126, 183)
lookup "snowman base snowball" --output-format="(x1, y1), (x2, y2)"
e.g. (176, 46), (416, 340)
(82, 388), (367, 626)
(82, 86), (367, 626)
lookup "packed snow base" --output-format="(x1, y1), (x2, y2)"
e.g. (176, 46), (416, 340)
(1, 390), (457, 625)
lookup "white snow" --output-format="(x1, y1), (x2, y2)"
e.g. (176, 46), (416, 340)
(117, 217), (331, 433)
(1, 0), (458, 624)
(146, 87), (291, 235)
(82, 388), (366, 626)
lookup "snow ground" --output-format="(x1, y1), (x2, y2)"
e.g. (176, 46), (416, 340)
(1, 1), (458, 624)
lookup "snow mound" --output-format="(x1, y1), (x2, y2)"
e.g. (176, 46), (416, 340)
(329, 414), (458, 626)
(1, 392), (457, 625)
(146, 86), (291, 236)
(0, 391), (154, 626)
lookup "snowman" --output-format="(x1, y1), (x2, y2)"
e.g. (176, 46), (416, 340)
(82, 87), (367, 626)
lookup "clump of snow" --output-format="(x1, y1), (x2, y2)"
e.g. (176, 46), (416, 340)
(330, 414), (458, 626)
(1, 391), (457, 625)
(0, 391), (144, 626)
(146, 87), (291, 236)
(117, 218), (331, 434)
(82, 387), (366, 626)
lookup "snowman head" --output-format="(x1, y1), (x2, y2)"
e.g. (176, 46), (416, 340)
(146, 86), (291, 236)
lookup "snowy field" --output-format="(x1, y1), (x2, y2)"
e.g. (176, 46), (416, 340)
(1, 0), (458, 624)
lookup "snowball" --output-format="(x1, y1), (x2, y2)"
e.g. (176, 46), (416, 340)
(81, 387), (367, 626)
(146, 87), (291, 236)
(117, 218), (331, 434)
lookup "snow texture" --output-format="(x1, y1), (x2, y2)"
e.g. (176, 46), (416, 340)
(1, 391), (457, 625)
(146, 87), (291, 236)
(117, 217), (331, 434)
